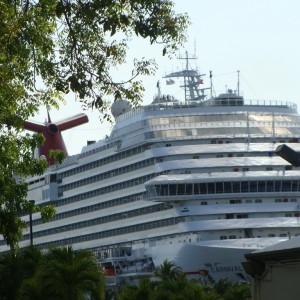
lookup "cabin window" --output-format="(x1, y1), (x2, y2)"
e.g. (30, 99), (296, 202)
(169, 185), (177, 196)
(292, 181), (299, 191)
(224, 182), (232, 193)
(274, 181), (281, 191)
(226, 214), (234, 219)
(230, 199), (241, 204)
(236, 214), (248, 219)
(250, 181), (257, 192)
(186, 184), (193, 195)
(241, 181), (249, 192)
(194, 184), (200, 194)
(207, 182), (215, 194)
(258, 181), (266, 192)
(266, 181), (274, 192)
(199, 183), (207, 194)
(177, 184), (185, 195)
(282, 180), (291, 191)
(216, 182), (223, 193)
(232, 182), (240, 193)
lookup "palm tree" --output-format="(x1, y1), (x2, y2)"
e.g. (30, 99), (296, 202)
(212, 278), (233, 296)
(154, 260), (184, 282)
(223, 282), (251, 300)
(20, 246), (43, 279)
(118, 278), (155, 300)
(0, 251), (23, 300)
(0, 246), (42, 300)
(153, 260), (189, 299)
(34, 246), (105, 300)
(18, 278), (44, 300)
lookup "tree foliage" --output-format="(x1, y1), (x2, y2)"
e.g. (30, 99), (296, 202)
(30, 246), (105, 299)
(0, 0), (189, 250)
(0, 254), (251, 300)
(0, 246), (43, 300)
(154, 259), (185, 282)
(1, 0), (189, 119)
(0, 246), (105, 300)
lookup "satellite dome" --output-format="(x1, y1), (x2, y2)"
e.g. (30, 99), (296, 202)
(111, 100), (132, 118)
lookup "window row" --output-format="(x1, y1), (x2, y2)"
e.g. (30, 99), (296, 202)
(146, 179), (300, 197)
(80, 141), (118, 159)
(143, 127), (298, 140)
(114, 113), (300, 139)
(60, 158), (155, 192)
(58, 145), (149, 180)
(36, 193), (146, 225)
(31, 217), (183, 250)
(58, 174), (155, 207)
(145, 114), (298, 127)
(19, 203), (172, 243)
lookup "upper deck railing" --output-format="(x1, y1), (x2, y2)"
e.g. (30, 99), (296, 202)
(115, 98), (297, 122)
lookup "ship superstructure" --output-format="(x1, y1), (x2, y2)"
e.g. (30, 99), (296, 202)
(3, 53), (300, 285)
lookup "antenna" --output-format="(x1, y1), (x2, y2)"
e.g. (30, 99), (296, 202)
(156, 81), (161, 98)
(237, 70), (240, 96)
(210, 71), (213, 98)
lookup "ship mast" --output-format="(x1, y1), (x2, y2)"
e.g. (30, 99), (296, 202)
(163, 51), (208, 102)
(237, 70), (240, 96)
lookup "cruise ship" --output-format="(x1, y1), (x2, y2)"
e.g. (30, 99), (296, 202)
(3, 53), (300, 285)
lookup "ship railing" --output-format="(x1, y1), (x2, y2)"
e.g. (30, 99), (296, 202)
(98, 252), (152, 263)
(115, 99), (297, 122)
(100, 256), (156, 277)
(118, 131), (300, 152)
(94, 246), (132, 261)
(243, 99), (297, 110)
(114, 260), (155, 276)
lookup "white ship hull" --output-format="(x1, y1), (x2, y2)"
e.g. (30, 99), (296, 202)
(103, 236), (286, 284)
(150, 237), (287, 281)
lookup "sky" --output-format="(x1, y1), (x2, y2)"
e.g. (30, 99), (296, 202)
(32, 0), (300, 155)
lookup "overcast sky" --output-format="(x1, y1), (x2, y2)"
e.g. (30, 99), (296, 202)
(32, 0), (300, 155)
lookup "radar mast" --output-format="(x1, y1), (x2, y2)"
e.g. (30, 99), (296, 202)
(163, 51), (209, 101)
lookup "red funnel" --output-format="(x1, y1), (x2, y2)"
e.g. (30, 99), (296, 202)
(24, 113), (89, 165)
